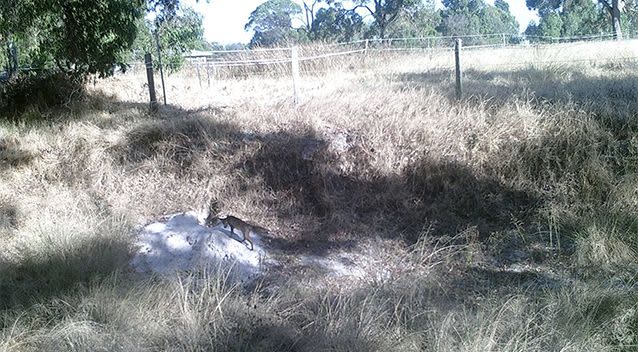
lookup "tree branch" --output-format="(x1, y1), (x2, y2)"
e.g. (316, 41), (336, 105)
(599, 0), (612, 12)
(351, 4), (375, 16)
(387, 9), (401, 24)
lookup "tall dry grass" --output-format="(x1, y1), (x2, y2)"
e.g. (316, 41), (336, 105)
(1, 40), (638, 350)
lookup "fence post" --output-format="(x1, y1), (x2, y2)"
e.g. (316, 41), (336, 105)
(291, 47), (300, 106)
(144, 53), (158, 112)
(206, 59), (211, 87)
(363, 39), (369, 66)
(196, 60), (202, 88)
(154, 30), (167, 105)
(454, 38), (463, 100)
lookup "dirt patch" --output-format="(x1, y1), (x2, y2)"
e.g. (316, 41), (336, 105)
(131, 211), (416, 289)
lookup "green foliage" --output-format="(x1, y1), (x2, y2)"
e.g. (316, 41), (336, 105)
(538, 12), (563, 38)
(129, 7), (207, 72)
(438, 0), (518, 42)
(0, 72), (83, 117)
(245, 0), (303, 47)
(247, 0), (440, 44)
(352, 0), (421, 38)
(384, 0), (441, 38)
(526, 0), (621, 39)
(0, 0), (145, 77)
(525, 0), (607, 41)
(621, 0), (638, 33)
(310, 5), (364, 42)
(561, 0), (606, 36)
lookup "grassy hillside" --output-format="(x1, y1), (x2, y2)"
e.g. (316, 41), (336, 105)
(1, 40), (637, 351)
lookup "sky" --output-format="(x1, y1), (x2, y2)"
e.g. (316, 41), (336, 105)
(183, 0), (540, 45)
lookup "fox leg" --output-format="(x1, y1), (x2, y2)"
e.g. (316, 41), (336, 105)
(244, 233), (254, 250)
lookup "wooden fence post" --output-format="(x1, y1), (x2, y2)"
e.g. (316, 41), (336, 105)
(454, 38), (463, 100)
(144, 53), (158, 112)
(291, 47), (300, 106)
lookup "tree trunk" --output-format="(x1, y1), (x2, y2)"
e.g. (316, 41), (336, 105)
(5, 33), (17, 78)
(304, 5), (311, 32)
(612, 0), (623, 40)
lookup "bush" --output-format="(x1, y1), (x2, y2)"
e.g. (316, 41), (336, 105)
(0, 72), (85, 119)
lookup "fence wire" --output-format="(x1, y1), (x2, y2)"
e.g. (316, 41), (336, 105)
(6, 32), (626, 106)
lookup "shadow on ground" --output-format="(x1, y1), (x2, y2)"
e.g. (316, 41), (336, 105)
(78, 94), (544, 247)
(398, 65), (638, 116)
(0, 200), (18, 231)
(0, 138), (34, 170)
(0, 233), (130, 313)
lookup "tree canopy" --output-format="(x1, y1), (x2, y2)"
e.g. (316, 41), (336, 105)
(245, 0), (305, 47)
(130, 7), (208, 71)
(438, 0), (519, 42)
(1, 0), (145, 77)
(311, 5), (365, 42)
(0, 0), (205, 78)
(526, 0), (626, 39)
(351, 0), (421, 38)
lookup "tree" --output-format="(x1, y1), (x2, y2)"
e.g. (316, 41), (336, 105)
(351, 0), (420, 39)
(301, 0), (323, 32)
(538, 11), (563, 38)
(1, 0), (44, 76)
(527, 0), (624, 39)
(438, 0), (519, 43)
(601, 0), (623, 38)
(621, 0), (638, 34)
(39, 0), (145, 77)
(0, 0), (203, 78)
(0, 0), (148, 77)
(384, 0), (440, 38)
(561, 0), (606, 36)
(245, 0), (304, 47)
(130, 7), (207, 72)
(479, 1), (518, 34)
(311, 5), (365, 42)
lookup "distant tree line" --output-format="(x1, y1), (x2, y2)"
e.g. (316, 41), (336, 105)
(244, 0), (637, 47)
(524, 0), (634, 40)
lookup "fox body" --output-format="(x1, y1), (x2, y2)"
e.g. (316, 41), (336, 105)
(211, 215), (268, 250)
(221, 216), (255, 250)
(205, 200), (268, 251)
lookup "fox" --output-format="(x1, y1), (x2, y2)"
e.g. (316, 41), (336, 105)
(204, 199), (267, 250)
(218, 215), (270, 251)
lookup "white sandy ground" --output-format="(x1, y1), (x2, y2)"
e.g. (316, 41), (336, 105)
(131, 211), (268, 282)
(131, 211), (411, 286)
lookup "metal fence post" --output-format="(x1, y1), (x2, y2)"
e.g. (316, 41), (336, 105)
(206, 59), (211, 87)
(196, 60), (202, 88)
(291, 47), (300, 106)
(154, 30), (167, 105)
(454, 38), (463, 100)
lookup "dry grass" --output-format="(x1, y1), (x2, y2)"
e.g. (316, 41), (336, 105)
(1, 40), (638, 351)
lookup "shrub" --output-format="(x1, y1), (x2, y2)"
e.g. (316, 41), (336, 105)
(0, 72), (84, 119)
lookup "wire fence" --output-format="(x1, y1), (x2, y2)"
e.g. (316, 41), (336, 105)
(116, 31), (638, 108)
(5, 31), (638, 106)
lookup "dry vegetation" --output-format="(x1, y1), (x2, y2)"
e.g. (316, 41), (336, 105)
(1, 40), (638, 351)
